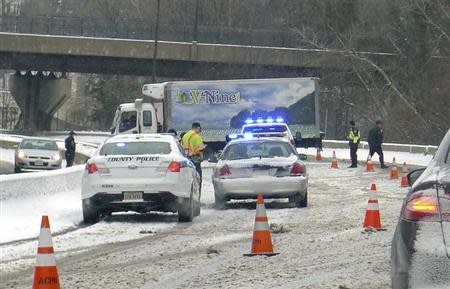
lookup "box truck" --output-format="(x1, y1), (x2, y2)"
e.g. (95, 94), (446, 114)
(110, 78), (322, 155)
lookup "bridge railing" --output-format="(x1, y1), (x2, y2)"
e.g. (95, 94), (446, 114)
(0, 15), (325, 49)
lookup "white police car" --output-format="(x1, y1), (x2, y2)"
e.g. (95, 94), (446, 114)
(239, 117), (296, 146)
(81, 134), (201, 223)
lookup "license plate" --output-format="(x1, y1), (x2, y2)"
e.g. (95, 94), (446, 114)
(34, 161), (44, 166)
(253, 169), (271, 176)
(123, 191), (143, 202)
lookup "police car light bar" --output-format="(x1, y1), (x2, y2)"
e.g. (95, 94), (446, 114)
(226, 132), (287, 142)
(245, 116), (284, 124)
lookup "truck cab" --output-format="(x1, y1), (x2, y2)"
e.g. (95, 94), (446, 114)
(110, 99), (158, 135)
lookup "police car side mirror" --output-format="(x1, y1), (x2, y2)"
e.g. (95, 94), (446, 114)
(298, 154), (307, 161)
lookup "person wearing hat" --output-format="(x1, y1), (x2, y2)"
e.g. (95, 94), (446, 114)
(347, 120), (361, 168)
(181, 122), (206, 189)
(65, 130), (76, 167)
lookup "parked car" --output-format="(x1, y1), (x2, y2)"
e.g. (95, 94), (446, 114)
(211, 136), (308, 209)
(14, 138), (62, 172)
(391, 129), (450, 289)
(81, 134), (201, 223)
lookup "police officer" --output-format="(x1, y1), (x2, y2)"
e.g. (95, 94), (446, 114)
(347, 120), (360, 168)
(65, 130), (76, 167)
(181, 122), (206, 187)
(368, 120), (388, 169)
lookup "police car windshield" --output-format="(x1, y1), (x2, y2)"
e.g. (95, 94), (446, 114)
(100, 141), (171, 155)
(222, 141), (295, 160)
(242, 125), (287, 134)
(19, 139), (58, 151)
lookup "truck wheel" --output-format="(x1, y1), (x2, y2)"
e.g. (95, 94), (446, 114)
(82, 199), (100, 224)
(178, 196), (194, 222)
(214, 192), (227, 210)
(289, 191), (308, 208)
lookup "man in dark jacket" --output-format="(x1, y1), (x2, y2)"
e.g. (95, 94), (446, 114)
(65, 130), (76, 167)
(347, 121), (361, 168)
(368, 120), (388, 168)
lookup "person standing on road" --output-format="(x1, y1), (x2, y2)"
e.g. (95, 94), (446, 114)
(181, 122), (206, 188)
(65, 130), (76, 167)
(347, 120), (360, 168)
(368, 120), (388, 169)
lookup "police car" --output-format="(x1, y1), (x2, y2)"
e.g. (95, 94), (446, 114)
(211, 133), (308, 209)
(239, 117), (296, 146)
(81, 134), (201, 223)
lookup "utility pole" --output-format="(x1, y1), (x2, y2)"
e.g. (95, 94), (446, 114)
(1, 0), (5, 30)
(151, 0), (161, 83)
(193, 0), (199, 42)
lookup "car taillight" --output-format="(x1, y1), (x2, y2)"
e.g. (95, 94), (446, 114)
(168, 161), (181, 172)
(402, 189), (439, 221)
(86, 163), (98, 174)
(290, 162), (305, 176)
(219, 165), (231, 177)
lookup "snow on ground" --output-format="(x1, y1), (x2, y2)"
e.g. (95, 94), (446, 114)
(2, 159), (408, 289)
(0, 137), (435, 288)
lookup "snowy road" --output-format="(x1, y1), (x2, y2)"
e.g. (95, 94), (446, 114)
(1, 159), (408, 289)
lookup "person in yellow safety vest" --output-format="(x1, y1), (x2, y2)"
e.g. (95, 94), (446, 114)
(181, 122), (206, 188)
(347, 120), (361, 168)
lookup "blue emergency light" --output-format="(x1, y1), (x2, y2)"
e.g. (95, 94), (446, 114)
(116, 142), (126, 147)
(244, 116), (284, 124)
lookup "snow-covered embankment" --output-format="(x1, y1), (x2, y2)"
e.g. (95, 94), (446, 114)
(0, 166), (84, 243)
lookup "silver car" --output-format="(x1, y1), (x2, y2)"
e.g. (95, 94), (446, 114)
(211, 137), (308, 209)
(14, 138), (62, 172)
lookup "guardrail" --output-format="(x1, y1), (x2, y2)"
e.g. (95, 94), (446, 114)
(322, 140), (438, 155)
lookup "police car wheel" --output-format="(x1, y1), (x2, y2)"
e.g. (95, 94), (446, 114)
(289, 191), (308, 208)
(178, 195), (194, 222)
(214, 193), (227, 210)
(82, 199), (100, 224)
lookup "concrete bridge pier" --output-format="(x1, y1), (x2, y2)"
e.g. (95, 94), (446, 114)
(10, 71), (71, 132)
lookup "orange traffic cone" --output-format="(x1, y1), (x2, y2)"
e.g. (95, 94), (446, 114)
(244, 195), (279, 257)
(330, 151), (338, 169)
(366, 156), (375, 172)
(400, 162), (409, 187)
(389, 157), (399, 179)
(363, 184), (382, 231)
(33, 216), (60, 289)
(316, 149), (322, 161)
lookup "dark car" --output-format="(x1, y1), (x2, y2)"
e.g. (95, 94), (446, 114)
(391, 129), (450, 289)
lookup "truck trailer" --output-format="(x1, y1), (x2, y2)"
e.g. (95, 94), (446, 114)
(110, 78), (322, 155)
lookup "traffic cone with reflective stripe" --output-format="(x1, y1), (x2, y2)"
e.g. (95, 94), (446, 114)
(244, 195), (279, 256)
(33, 216), (60, 289)
(330, 151), (338, 169)
(366, 156), (375, 172)
(316, 149), (322, 161)
(363, 184), (382, 231)
(389, 157), (399, 179)
(400, 162), (409, 187)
